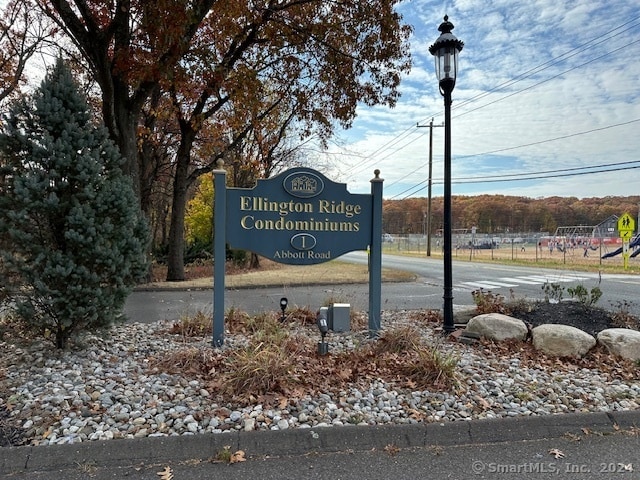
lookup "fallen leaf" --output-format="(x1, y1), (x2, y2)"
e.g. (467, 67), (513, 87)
(230, 450), (246, 463)
(384, 444), (400, 456)
(563, 432), (581, 442)
(548, 448), (565, 459)
(156, 466), (174, 480)
(475, 396), (491, 410)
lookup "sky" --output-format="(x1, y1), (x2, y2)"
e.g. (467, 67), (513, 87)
(319, 0), (640, 200)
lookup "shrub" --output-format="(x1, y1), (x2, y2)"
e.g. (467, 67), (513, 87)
(610, 300), (640, 331)
(542, 282), (564, 303)
(0, 59), (149, 348)
(471, 289), (511, 315)
(567, 284), (602, 307)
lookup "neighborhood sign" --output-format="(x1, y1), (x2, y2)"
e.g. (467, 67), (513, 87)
(225, 168), (373, 264)
(212, 163), (383, 347)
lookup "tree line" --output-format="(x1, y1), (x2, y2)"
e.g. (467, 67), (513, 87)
(383, 195), (640, 235)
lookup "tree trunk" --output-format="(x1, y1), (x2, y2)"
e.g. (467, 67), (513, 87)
(166, 160), (190, 281)
(166, 127), (196, 281)
(250, 252), (260, 269)
(109, 83), (144, 204)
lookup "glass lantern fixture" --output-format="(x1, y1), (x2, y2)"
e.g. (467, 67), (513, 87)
(428, 15), (464, 95)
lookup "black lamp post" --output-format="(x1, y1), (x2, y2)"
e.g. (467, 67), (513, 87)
(429, 15), (464, 334)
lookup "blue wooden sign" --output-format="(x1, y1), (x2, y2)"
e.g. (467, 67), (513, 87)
(226, 168), (372, 265)
(212, 164), (383, 347)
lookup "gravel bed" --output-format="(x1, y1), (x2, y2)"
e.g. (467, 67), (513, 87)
(1, 312), (639, 447)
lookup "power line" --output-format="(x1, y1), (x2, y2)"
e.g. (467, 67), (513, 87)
(448, 15), (640, 117)
(339, 15), (640, 181)
(457, 118), (640, 159)
(454, 160), (640, 181)
(450, 165), (640, 184)
(454, 38), (640, 120)
(388, 160), (640, 199)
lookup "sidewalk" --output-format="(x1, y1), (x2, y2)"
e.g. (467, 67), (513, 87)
(2, 410), (639, 479)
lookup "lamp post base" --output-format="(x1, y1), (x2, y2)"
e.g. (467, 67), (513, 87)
(317, 341), (329, 356)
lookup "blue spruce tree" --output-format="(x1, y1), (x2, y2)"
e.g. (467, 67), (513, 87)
(0, 58), (149, 348)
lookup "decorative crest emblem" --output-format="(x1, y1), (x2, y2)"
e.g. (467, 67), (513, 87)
(283, 171), (324, 198)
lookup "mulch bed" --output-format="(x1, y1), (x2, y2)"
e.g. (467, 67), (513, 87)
(509, 301), (631, 338)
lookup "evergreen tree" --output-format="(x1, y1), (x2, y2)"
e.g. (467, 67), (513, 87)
(0, 58), (149, 349)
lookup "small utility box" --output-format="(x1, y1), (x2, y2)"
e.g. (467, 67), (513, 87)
(329, 303), (351, 332)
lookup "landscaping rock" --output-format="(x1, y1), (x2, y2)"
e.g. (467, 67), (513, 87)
(532, 324), (596, 357)
(597, 328), (640, 361)
(453, 305), (478, 325)
(465, 313), (528, 341)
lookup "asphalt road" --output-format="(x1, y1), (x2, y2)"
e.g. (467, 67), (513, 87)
(342, 251), (640, 314)
(124, 252), (640, 323)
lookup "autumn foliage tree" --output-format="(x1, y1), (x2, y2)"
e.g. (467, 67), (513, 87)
(157, 1), (412, 279)
(0, 0), (53, 106)
(185, 173), (213, 250)
(41, 0), (217, 204)
(40, 1), (412, 281)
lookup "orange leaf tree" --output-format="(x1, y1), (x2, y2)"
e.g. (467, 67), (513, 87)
(41, 1), (412, 280)
(0, 0), (53, 106)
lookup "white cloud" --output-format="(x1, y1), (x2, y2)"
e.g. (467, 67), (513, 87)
(322, 0), (640, 200)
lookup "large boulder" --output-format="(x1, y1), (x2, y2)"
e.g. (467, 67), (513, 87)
(465, 313), (528, 341)
(597, 328), (640, 361)
(532, 324), (596, 357)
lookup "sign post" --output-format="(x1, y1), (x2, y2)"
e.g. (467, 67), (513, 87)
(617, 212), (635, 270)
(213, 164), (383, 346)
(212, 161), (227, 347)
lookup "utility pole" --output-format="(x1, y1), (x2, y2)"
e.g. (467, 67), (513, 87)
(417, 118), (443, 256)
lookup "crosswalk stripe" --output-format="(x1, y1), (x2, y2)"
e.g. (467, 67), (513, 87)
(458, 275), (589, 290)
(460, 281), (515, 289)
(526, 275), (587, 283)
(523, 275), (556, 282)
(480, 280), (519, 287)
(501, 277), (539, 285)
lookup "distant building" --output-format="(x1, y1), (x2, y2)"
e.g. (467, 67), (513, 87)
(594, 215), (619, 239)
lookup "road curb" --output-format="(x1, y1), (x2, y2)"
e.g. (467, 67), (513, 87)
(2, 410), (638, 475)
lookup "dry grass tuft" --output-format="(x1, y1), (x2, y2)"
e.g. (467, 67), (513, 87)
(149, 346), (224, 377)
(375, 325), (423, 354)
(286, 306), (318, 325)
(400, 345), (459, 388)
(225, 343), (297, 396)
(168, 311), (211, 338)
(406, 309), (442, 325)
